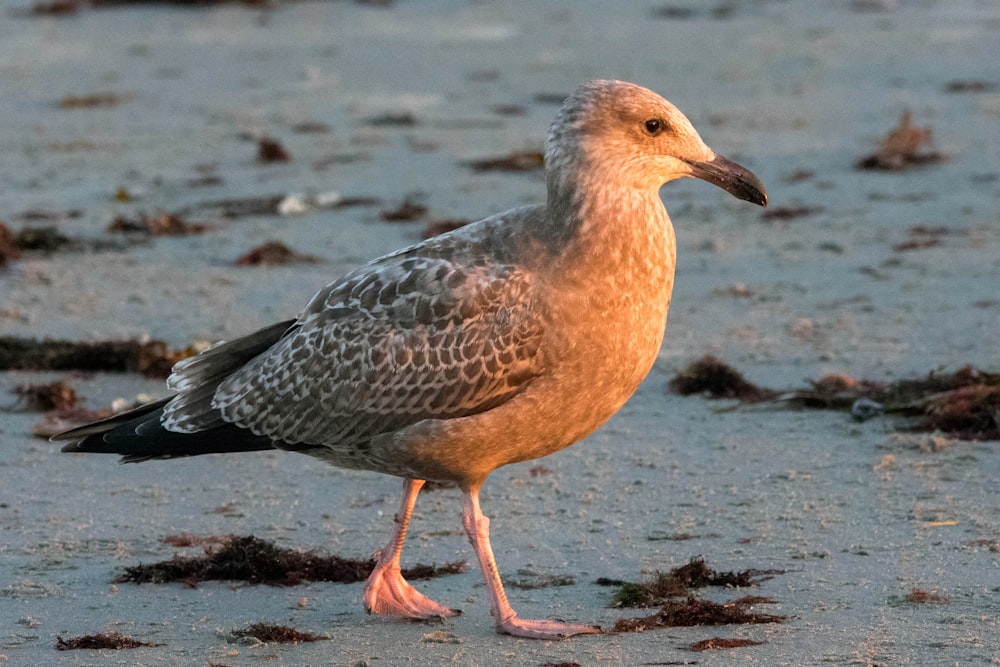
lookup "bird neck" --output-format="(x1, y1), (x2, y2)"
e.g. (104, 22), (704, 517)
(543, 175), (677, 287)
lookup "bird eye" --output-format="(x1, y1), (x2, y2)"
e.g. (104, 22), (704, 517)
(644, 118), (664, 136)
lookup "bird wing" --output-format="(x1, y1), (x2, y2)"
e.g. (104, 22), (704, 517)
(163, 247), (545, 448)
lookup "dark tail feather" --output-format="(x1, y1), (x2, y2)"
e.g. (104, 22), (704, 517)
(53, 398), (275, 463)
(52, 318), (301, 463)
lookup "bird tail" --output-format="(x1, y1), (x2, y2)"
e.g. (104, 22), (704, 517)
(53, 398), (276, 462)
(52, 318), (299, 462)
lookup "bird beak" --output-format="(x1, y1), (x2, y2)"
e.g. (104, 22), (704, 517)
(682, 153), (768, 207)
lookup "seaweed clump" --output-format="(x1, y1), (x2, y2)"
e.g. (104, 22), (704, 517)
(857, 111), (946, 171)
(601, 558), (776, 608)
(116, 534), (464, 587)
(230, 622), (325, 644)
(669, 357), (1000, 441)
(0, 336), (194, 378)
(668, 356), (769, 401)
(56, 632), (161, 650)
(614, 596), (784, 632)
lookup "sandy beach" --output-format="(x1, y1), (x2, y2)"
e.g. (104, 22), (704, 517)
(1, 1), (998, 665)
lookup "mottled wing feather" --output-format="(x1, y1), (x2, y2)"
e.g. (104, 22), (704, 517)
(208, 253), (543, 447)
(161, 318), (296, 433)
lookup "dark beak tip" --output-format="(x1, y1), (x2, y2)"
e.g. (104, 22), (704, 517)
(684, 153), (768, 209)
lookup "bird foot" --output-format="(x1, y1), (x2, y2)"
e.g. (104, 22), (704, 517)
(496, 615), (602, 640)
(363, 565), (460, 619)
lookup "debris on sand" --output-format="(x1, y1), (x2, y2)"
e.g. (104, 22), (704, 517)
(613, 596), (784, 632)
(379, 196), (428, 222)
(760, 206), (822, 221)
(600, 558), (777, 608)
(0, 336), (195, 378)
(944, 80), (996, 93)
(856, 111), (946, 171)
(690, 636), (764, 651)
(904, 588), (950, 605)
(365, 111), (417, 127)
(504, 570), (576, 590)
(182, 193), (379, 220)
(233, 241), (322, 266)
(11, 379), (79, 412)
(0, 221), (19, 265)
(230, 622), (326, 644)
(668, 356), (770, 401)
(28, 0), (81, 15)
(13, 226), (73, 253)
(108, 211), (209, 236)
(891, 225), (968, 253)
(116, 534), (464, 587)
(464, 150), (544, 173)
(58, 91), (136, 109)
(12, 208), (83, 222)
(256, 136), (291, 163)
(56, 632), (162, 650)
(108, 212), (209, 236)
(670, 357), (1000, 441)
(27, 0), (277, 14)
(422, 219), (470, 238)
(888, 587), (951, 607)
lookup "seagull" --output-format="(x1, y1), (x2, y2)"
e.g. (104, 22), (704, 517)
(54, 80), (767, 639)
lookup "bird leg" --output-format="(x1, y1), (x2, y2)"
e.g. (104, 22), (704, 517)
(364, 478), (460, 619)
(461, 486), (602, 639)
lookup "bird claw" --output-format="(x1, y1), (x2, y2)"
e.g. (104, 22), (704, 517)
(363, 565), (461, 620)
(496, 615), (602, 640)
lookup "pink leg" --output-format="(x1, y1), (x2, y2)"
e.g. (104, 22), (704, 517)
(462, 485), (602, 639)
(363, 478), (460, 619)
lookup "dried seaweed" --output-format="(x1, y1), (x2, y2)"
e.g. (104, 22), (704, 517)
(944, 80), (996, 93)
(257, 136), (291, 163)
(760, 206), (822, 221)
(504, 571), (576, 590)
(690, 636), (764, 651)
(602, 558), (773, 608)
(892, 225), (961, 252)
(58, 92), (136, 109)
(13, 208), (83, 221)
(11, 380), (78, 411)
(116, 534), (464, 586)
(670, 357), (1000, 440)
(464, 150), (544, 173)
(614, 596), (784, 632)
(422, 219), (470, 238)
(56, 632), (162, 650)
(29, 0), (80, 14)
(365, 112), (417, 127)
(188, 194), (286, 218)
(108, 212), (209, 236)
(856, 111), (946, 171)
(668, 356), (770, 401)
(233, 241), (322, 266)
(0, 221), (19, 266)
(14, 226), (73, 252)
(230, 622), (325, 644)
(905, 588), (949, 605)
(27, 0), (278, 12)
(380, 197), (428, 222)
(0, 336), (194, 378)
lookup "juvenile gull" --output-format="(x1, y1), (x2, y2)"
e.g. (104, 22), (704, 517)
(55, 80), (767, 639)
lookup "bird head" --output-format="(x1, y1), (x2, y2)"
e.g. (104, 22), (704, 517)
(545, 80), (767, 207)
